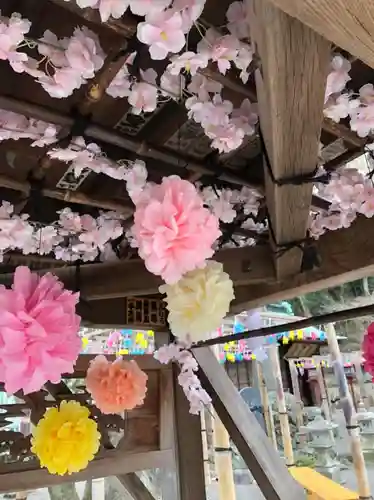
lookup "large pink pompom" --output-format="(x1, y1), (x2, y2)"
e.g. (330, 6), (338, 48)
(363, 322), (374, 378)
(132, 176), (221, 284)
(0, 266), (81, 394)
(85, 356), (148, 414)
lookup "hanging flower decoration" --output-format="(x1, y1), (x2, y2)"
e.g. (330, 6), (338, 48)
(159, 260), (235, 342)
(0, 202), (125, 263)
(362, 322), (374, 379)
(0, 266), (81, 394)
(85, 355), (148, 414)
(132, 176), (221, 284)
(31, 401), (100, 475)
(154, 342), (211, 414)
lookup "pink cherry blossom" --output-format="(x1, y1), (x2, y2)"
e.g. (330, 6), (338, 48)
(137, 10), (186, 60)
(226, 1), (248, 40)
(207, 121), (245, 153)
(172, 0), (206, 32)
(128, 82), (158, 114)
(65, 27), (105, 79)
(132, 176), (221, 284)
(231, 98), (258, 135)
(106, 64), (132, 98)
(325, 55), (351, 102)
(0, 109), (59, 146)
(160, 70), (185, 99)
(0, 12), (31, 65)
(154, 342), (211, 414)
(38, 30), (68, 67)
(234, 44), (253, 83)
(129, 0), (172, 16)
(350, 104), (374, 137)
(124, 159), (148, 203)
(324, 94), (360, 123)
(187, 74), (223, 101)
(197, 28), (240, 74)
(167, 51), (209, 76)
(359, 84), (374, 104)
(48, 136), (130, 180)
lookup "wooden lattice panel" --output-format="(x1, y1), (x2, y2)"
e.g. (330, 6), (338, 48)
(0, 354), (174, 493)
(125, 297), (166, 327)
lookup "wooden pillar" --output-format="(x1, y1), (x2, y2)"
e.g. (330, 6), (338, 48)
(173, 366), (207, 500)
(201, 410), (211, 485)
(288, 360), (304, 429)
(316, 363), (332, 422)
(213, 413), (237, 500)
(255, 360), (278, 449)
(325, 323), (372, 500)
(211, 347), (236, 500)
(269, 346), (295, 466)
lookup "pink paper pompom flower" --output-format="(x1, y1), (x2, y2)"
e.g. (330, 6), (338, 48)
(0, 266), (81, 395)
(363, 322), (374, 379)
(85, 355), (148, 414)
(132, 175), (221, 284)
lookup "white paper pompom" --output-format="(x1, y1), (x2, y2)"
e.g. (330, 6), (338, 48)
(159, 260), (235, 342)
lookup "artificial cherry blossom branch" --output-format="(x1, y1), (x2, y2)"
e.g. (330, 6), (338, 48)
(154, 342), (211, 415)
(0, 202), (126, 263)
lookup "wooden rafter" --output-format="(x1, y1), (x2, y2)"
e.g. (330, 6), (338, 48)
(267, 0), (374, 69)
(0, 96), (255, 189)
(49, 0), (364, 153)
(230, 215), (374, 313)
(247, 0), (331, 278)
(0, 173), (134, 215)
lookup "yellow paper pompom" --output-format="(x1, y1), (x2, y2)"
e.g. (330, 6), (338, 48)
(159, 260), (235, 342)
(31, 401), (100, 475)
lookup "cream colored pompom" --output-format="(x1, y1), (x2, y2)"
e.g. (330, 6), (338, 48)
(159, 260), (235, 342)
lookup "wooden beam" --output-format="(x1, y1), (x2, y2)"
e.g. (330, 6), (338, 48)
(193, 346), (305, 500)
(267, 0), (374, 69)
(0, 96), (255, 189)
(72, 354), (161, 374)
(0, 450), (173, 494)
(173, 366), (207, 500)
(0, 246), (274, 300)
(117, 473), (156, 500)
(0, 174), (133, 216)
(247, 0), (331, 278)
(230, 215), (374, 313)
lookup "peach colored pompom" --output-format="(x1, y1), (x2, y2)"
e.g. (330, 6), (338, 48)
(85, 355), (148, 414)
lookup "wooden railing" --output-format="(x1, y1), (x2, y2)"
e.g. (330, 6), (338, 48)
(290, 467), (359, 500)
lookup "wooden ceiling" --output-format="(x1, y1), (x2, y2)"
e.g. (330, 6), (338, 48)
(1, 0), (374, 322)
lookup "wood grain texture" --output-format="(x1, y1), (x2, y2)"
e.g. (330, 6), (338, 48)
(194, 346), (306, 500)
(0, 246), (275, 300)
(117, 473), (156, 500)
(230, 215), (374, 312)
(0, 450), (173, 494)
(173, 366), (206, 500)
(267, 0), (374, 69)
(247, 0), (330, 278)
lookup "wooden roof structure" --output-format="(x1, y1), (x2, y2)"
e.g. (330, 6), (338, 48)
(0, 0), (374, 330)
